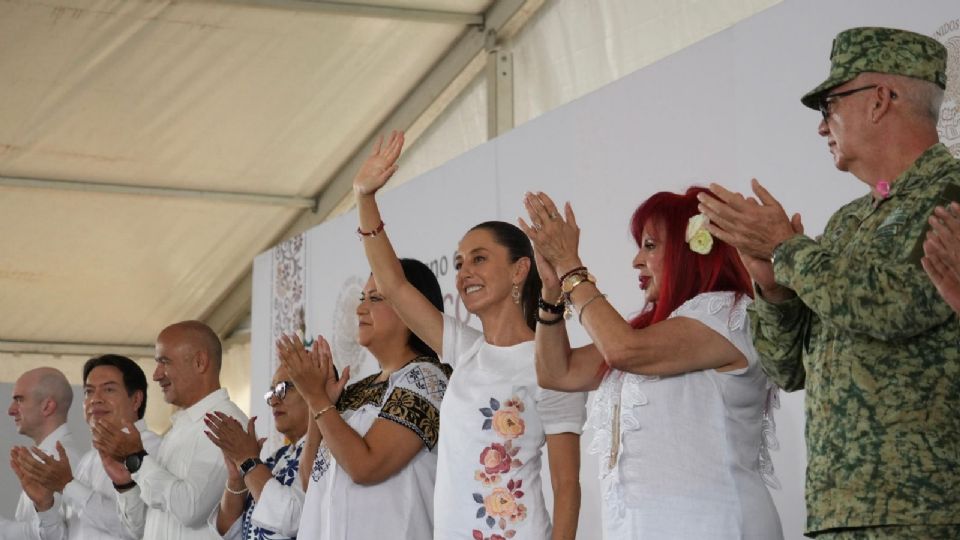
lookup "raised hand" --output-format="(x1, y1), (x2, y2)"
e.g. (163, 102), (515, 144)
(10, 447), (55, 511)
(204, 413), (264, 467)
(353, 130), (404, 196)
(922, 202), (960, 314)
(519, 191), (583, 275)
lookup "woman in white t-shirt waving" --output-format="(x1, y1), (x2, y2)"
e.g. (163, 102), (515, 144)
(520, 187), (783, 540)
(353, 131), (586, 540)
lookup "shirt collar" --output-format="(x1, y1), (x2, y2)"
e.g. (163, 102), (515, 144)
(38, 423), (71, 452)
(172, 388), (231, 424)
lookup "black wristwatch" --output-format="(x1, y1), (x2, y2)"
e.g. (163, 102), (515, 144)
(238, 457), (263, 477)
(124, 449), (149, 474)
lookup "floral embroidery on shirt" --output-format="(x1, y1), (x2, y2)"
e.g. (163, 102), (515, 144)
(472, 395), (527, 538)
(241, 441), (303, 540)
(311, 445), (332, 482)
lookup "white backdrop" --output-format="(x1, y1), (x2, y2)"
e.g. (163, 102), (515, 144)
(251, 1), (960, 538)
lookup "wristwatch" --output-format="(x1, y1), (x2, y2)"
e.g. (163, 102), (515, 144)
(124, 450), (149, 474)
(238, 457), (264, 477)
(561, 271), (596, 295)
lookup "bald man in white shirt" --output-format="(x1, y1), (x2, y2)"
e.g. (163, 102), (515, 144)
(96, 321), (247, 540)
(3, 367), (82, 540)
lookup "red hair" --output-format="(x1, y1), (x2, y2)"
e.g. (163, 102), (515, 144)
(628, 186), (753, 329)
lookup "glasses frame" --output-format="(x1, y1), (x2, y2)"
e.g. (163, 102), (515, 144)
(817, 84), (879, 121)
(263, 380), (295, 405)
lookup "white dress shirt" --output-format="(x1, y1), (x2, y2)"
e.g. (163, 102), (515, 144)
(33, 420), (161, 540)
(0, 424), (83, 540)
(117, 389), (247, 540)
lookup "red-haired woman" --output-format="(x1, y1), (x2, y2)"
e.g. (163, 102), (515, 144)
(520, 188), (783, 540)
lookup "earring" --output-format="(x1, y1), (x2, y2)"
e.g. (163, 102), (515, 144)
(512, 284), (521, 304)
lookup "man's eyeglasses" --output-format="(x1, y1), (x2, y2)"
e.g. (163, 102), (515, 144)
(817, 84), (878, 120)
(263, 381), (295, 404)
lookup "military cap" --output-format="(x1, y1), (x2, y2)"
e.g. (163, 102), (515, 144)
(801, 26), (947, 109)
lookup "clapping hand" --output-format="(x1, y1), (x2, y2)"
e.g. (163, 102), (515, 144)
(519, 191), (583, 277)
(10, 442), (73, 494)
(353, 131), (404, 197)
(698, 179), (802, 260)
(204, 413), (264, 467)
(922, 202), (960, 314)
(277, 334), (350, 408)
(10, 447), (55, 511)
(91, 417), (144, 462)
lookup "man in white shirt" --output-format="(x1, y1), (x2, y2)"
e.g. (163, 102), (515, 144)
(12, 354), (163, 540)
(3, 368), (82, 540)
(95, 320), (247, 540)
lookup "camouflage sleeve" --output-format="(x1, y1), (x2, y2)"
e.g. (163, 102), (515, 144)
(773, 234), (955, 340)
(748, 287), (809, 391)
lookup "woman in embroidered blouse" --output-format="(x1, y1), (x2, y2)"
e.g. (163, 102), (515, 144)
(278, 257), (452, 540)
(353, 131), (586, 540)
(207, 364), (309, 540)
(520, 187), (783, 540)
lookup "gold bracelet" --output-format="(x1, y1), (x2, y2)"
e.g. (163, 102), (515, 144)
(313, 404), (336, 420)
(225, 483), (248, 495)
(577, 293), (607, 324)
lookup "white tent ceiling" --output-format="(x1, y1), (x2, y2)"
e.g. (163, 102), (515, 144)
(0, 0), (542, 352)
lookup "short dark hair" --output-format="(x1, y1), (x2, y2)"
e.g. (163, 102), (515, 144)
(400, 258), (444, 358)
(468, 221), (541, 330)
(82, 354), (149, 419)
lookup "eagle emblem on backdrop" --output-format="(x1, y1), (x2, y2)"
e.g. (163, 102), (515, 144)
(935, 19), (960, 156)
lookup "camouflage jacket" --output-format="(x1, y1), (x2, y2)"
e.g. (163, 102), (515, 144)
(749, 143), (960, 534)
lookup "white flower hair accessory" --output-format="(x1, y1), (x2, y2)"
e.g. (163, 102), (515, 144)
(685, 213), (714, 255)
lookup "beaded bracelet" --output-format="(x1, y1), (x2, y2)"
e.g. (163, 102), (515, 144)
(538, 296), (565, 315)
(225, 483), (249, 495)
(357, 220), (385, 239)
(535, 312), (564, 326)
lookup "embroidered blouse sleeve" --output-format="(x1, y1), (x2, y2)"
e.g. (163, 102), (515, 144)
(441, 313), (483, 370)
(378, 361), (450, 450)
(670, 291), (759, 373)
(249, 442), (306, 537)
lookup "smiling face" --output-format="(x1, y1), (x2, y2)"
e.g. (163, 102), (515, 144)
(152, 327), (199, 408)
(356, 274), (409, 351)
(454, 228), (520, 316)
(83, 365), (142, 428)
(632, 222), (666, 303)
(267, 365), (308, 441)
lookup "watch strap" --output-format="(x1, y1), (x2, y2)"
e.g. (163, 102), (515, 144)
(238, 457), (263, 477)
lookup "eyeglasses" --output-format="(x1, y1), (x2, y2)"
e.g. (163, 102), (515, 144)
(817, 84), (878, 120)
(263, 381), (294, 404)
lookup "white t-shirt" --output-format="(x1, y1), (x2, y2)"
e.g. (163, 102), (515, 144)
(299, 357), (449, 540)
(588, 292), (783, 540)
(434, 314), (586, 540)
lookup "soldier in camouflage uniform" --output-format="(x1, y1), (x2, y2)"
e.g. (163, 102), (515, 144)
(698, 28), (960, 539)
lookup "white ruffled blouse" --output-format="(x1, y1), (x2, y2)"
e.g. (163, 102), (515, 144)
(587, 292), (783, 540)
